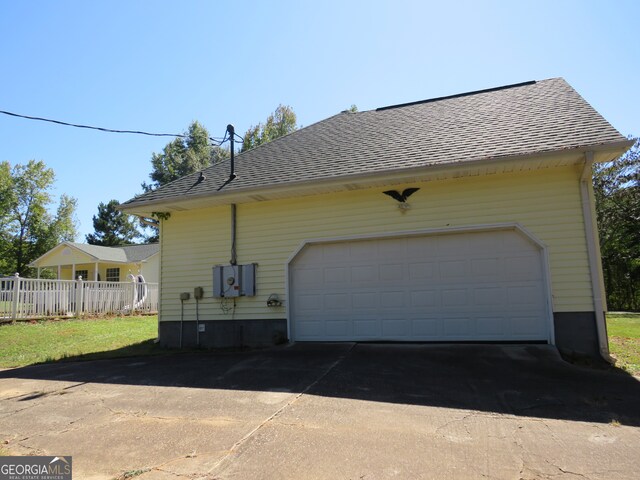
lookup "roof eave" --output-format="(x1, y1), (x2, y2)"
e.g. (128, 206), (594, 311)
(119, 139), (634, 215)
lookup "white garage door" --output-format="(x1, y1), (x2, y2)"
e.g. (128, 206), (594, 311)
(289, 229), (550, 342)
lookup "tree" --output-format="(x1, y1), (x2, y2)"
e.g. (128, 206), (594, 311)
(142, 121), (228, 192)
(140, 121), (228, 242)
(241, 105), (297, 152)
(593, 137), (640, 311)
(86, 200), (142, 246)
(0, 160), (78, 276)
(0, 162), (14, 274)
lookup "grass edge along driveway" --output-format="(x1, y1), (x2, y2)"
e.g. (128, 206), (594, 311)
(0, 313), (638, 375)
(0, 315), (158, 368)
(607, 312), (640, 375)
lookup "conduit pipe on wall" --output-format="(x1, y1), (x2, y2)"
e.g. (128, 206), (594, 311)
(230, 203), (237, 265)
(580, 152), (614, 364)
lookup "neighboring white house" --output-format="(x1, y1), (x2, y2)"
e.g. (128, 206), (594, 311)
(29, 242), (160, 283)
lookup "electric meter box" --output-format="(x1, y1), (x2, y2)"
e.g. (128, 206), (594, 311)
(213, 264), (257, 298)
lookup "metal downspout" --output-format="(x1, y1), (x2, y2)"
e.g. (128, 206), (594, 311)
(580, 152), (615, 364)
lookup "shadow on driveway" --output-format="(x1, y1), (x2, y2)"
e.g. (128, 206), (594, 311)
(1, 343), (639, 426)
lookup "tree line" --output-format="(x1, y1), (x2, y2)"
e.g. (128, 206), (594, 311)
(593, 138), (640, 311)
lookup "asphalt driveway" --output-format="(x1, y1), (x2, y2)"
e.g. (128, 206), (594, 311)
(1, 344), (639, 479)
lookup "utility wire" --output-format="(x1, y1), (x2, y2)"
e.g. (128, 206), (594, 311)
(0, 109), (229, 145)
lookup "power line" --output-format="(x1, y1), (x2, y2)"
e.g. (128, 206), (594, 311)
(0, 109), (228, 145)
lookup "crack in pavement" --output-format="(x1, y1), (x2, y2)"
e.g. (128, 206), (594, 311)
(98, 397), (238, 425)
(543, 460), (591, 479)
(203, 343), (356, 477)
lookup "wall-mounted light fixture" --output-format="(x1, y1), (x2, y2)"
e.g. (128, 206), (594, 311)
(267, 293), (282, 307)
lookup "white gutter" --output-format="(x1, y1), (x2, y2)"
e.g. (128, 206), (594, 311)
(580, 152), (615, 364)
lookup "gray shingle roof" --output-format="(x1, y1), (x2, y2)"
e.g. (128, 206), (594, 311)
(69, 243), (159, 263)
(121, 78), (627, 209)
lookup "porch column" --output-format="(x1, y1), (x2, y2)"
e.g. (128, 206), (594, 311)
(94, 262), (99, 281)
(37, 267), (41, 279)
(72, 264), (76, 280)
(57, 265), (61, 279)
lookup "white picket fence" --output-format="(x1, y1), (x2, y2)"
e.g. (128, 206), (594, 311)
(0, 274), (158, 321)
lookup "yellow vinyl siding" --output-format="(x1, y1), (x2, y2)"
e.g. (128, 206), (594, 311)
(56, 262), (143, 281)
(140, 255), (160, 283)
(160, 166), (592, 323)
(58, 264), (96, 280)
(35, 248), (94, 268)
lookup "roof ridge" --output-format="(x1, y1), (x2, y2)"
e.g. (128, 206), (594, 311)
(230, 111), (347, 156)
(375, 80), (538, 112)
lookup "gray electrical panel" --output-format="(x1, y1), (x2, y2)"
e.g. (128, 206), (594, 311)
(213, 264), (257, 298)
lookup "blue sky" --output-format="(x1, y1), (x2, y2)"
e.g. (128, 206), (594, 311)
(1, 0), (638, 241)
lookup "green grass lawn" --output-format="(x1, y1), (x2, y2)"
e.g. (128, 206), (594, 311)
(0, 315), (160, 368)
(607, 312), (640, 376)
(1, 313), (638, 374)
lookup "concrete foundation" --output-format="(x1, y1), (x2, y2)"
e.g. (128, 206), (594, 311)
(158, 318), (288, 349)
(159, 312), (603, 361)
(553, 311), (600, 360)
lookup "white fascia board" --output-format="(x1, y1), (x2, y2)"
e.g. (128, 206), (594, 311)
(119, 141), (633, 216)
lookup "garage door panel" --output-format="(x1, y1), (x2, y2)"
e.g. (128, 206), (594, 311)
(471, 257), (501, 277)
(436, 234), (469, 255)
(476, 316), (506, 336)
(293, 267), (322, 285)
(348, 241), (378, 259)
(296, 294), (323, 312)
(325, 319), (351, 337)
(353, 319), (380, 337)
(324, 293), (351, 310)
(291, 229), (550, 342)
(442, 317), (473, 337)
(473, 287), (505, 306)
(410, 290), (438, 307)
(382, 318), (410, 337)
(507, 285), (544, 305)
(511, 316), (546, 337)
(406, 235), (438, 256)
(351, 264), (378, 282)
(442, 289), (469, 306)
(322, 243), (352, 261)
(439, 260), (467, 278)
(352, 292), (379, 309)
(379, 291), (406, 308)
(323, 266), (349, 283)
(505, 255), (543, 281)
(380, 263), (404, 282)
(502, 232), (537, 252)
(411, 317), (441, 337)
(296, 319), (323, 337)
(379, 237), (407, 257)
(409, 262), (436, 280)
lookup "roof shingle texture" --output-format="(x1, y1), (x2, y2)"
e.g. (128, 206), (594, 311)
(69, 243), (159, 262)
(122, 78), (626, 208)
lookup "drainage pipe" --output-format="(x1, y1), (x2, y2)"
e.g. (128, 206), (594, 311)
(179, 299), (185, 348)
(580, 152), (614, 364)
(195, 296), (200, 347)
